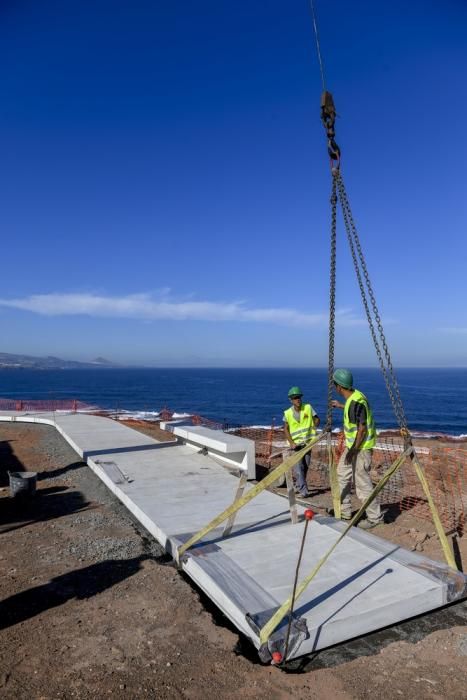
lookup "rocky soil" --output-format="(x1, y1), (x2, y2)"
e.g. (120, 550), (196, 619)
(0, 421), (466, 699)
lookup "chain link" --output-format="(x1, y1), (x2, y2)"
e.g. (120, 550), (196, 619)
(335, 171), (409, 435)
(319, 90), (409, 438)
(325, 172), (338, 432)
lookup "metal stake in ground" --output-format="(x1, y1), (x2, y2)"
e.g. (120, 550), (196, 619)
(282, 508), (315, 663)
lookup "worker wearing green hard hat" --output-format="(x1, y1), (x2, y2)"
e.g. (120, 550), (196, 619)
(332, 369), (383, 529)
(332, 368), (353, 390)
(283, 386), (320, 498)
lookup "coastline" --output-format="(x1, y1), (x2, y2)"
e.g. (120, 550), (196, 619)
(0, 366), (466, 436)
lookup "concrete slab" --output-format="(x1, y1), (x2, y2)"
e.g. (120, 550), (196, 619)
(1, 411), (465, 662)
(166, 424), (256, 479)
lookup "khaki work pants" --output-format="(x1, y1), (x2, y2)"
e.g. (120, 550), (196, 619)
(337, 448), (382, 523)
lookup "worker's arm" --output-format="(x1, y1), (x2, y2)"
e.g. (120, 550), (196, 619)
(283, 421), (295, 449)
(345, 404), (368, 464)
(331, 399), (344, 409)
(345, 423), (368, 464)
(313, 414), (320, 428)
(353, 422), (368, 450)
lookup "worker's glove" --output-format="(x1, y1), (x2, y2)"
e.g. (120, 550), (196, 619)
(293, 443), (306, 452)
(344, 447), (356, 465)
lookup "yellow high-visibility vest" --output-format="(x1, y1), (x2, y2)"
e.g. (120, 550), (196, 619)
(284, 403), (316, 444)
(343, 389), (376, 449)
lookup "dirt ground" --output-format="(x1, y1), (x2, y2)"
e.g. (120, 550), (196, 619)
(0, 421), (466, 700)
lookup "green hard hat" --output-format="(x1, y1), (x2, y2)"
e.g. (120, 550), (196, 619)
(288, 386), (303, 398)
(333, 368), (353, 389)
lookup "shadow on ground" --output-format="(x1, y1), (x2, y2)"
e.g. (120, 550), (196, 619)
(0, 485), (94, 534)
(0, 555), (151, 630)
(37, 460), (85, 481)
(0, 440), (25, 486)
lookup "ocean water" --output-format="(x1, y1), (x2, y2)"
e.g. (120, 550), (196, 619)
(0, 367), (466, 437)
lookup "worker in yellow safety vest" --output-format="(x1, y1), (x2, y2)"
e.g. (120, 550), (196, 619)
(283, 386), (320, 498)
(331, 368), (383, 529)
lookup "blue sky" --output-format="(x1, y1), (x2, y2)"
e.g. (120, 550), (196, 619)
(0, 0), (466, 367)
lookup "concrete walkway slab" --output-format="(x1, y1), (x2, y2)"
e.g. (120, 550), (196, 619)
(1, 411), (465, 662)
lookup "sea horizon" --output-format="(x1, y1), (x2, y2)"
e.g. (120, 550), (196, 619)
(0, 367), (466, 437)
(2, 365), (466, 370)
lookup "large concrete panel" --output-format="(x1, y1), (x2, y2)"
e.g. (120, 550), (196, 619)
(1, 411), (465, 662)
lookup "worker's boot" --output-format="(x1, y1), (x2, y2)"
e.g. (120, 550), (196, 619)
(358, 519), (382, 530)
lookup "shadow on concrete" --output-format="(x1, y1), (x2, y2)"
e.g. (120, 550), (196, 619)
(227, 509), (293, 539)
(0, 440), (25, 487)
(83, 441), (177, 458)
(0, 555), (150, 630)
(0, 486), (94, 535)
(295, 549), (398, 620)
(176, 510), (293, 553)
(309, 566), (394, 651)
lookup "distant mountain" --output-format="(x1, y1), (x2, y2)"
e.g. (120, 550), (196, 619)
(0, 352), (118, 369)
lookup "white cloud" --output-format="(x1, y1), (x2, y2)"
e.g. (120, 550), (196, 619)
(0, 292), (365, 327)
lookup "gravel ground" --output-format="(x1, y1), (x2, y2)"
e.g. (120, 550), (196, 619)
(0, 421), (466, 700)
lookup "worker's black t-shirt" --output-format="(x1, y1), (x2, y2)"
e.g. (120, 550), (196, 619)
(348, 400), (367, 426)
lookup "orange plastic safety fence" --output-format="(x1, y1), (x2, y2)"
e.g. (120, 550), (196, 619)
(0, 398), (94, 412)
(229, 423), (467, 535)
(369, 438), (466, 535)
(150, 408), (467, 535)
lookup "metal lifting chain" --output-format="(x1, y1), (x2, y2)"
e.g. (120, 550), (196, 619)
(311, 0), (409, 439)
(319, 88), (410, 439)
(321, 91), (341, 166)
(335, 173), (409, 436)
(325, 174), (338, 432)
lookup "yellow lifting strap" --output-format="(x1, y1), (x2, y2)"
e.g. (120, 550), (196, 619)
(411, 451), (457, 570)
(327, 436), (341, 519)
(177, 432), (326, 561)
(259, 444), (456, 646)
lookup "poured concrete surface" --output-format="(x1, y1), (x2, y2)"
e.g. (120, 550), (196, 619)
(1, 411), (465, 661)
